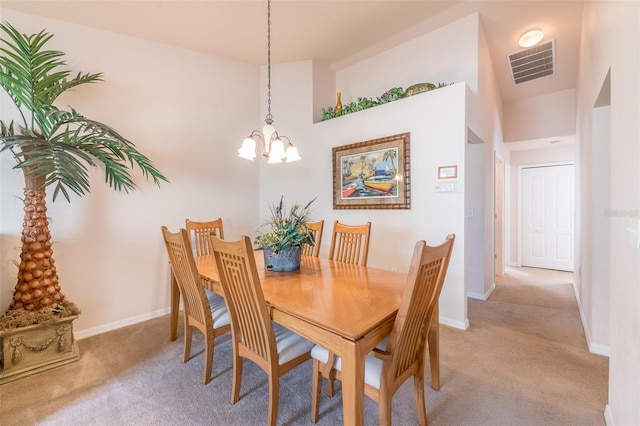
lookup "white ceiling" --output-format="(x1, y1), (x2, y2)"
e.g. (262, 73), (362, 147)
(3, 1), (584, 105)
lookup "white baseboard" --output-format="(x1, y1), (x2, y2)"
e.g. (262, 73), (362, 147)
(604, 404), (614, 426)
(467, 282), (496, 301)
(74, 307), (172, 340)
(440, 316), (469, 330)
(76, 307), (474, 340)
(573, 282), (610, 357)
(589, 342), (610, 357)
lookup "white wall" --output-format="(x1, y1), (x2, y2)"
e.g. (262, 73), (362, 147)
(312, 61), (336, 124)
(504, 89), (577, 143)
(0, 10), (261, 336)
(575, 2), (640, 425)
(327, 12), (504, 321)
(260, 58), (470, 328)
(257, 12), (501, 329)
(476, 14), (506, 296)
(334, 13), (479, 112)
(589, 105), (611, 354)
(464, 132), (487, 301)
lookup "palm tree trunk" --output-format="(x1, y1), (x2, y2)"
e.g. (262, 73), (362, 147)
(10, 174), (64, 311)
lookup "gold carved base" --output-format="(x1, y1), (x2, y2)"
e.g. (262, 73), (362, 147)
(0, 315), (80, 385)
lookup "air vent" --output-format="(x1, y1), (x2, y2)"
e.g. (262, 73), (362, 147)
(508, 40), (555, 85)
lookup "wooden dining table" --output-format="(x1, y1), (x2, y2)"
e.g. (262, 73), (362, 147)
(169, 251), (407, 426)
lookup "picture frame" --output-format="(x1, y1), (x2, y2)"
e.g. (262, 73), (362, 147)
(438, 165), (457, 179)
(332, 132), (411, 209)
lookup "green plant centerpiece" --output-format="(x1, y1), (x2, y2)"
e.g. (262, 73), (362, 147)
(0, 21), (168, 334)
(254, 196), (316, 272)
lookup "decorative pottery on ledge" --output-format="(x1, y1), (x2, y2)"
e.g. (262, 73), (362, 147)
(405, 82), (436, 96)
(335, 92), (343, 114)
(263, 246), (302, 272)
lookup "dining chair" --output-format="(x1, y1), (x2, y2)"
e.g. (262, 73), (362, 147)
(328, 220), (371, 266)
(301, 220), (324, 257)
(160, 226), (231, 385)
(209, 235), (315, 426)
(311, 234), (455, 425)
(320, 220), (372, 396)
(185, 217), (225, 256)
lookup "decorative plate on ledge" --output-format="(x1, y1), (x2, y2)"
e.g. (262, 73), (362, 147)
(405, 83), (436, 96)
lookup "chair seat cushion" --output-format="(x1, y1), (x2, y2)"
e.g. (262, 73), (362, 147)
(206, 289), (230, 329)
(273, 323), (314, 365)
(311, 336), (389, 389)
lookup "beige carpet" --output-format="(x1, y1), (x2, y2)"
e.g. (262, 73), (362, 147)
(0, 267), (608, 425)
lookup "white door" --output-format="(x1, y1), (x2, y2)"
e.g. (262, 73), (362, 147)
(521, 164), (574, 271)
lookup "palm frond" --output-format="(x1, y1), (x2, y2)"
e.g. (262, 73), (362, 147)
(13, 135), (95, 185)
(49, 109), (169, 187)
(0, 23), (58, 113)
(0, 22), (168, 202)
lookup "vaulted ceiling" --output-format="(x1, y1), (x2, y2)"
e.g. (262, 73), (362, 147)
(3, 1), (584, 105)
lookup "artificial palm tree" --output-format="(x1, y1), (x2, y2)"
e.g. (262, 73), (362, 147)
(0, 22), (168, 317)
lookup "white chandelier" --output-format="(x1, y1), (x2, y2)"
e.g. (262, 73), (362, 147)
(238, 0), (301, 163)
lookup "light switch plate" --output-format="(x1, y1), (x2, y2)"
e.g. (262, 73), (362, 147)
(435, 182), (456, 193)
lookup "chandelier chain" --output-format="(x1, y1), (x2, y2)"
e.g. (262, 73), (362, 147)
(266, 0), (272, 121)
(237, 0), (300, 162)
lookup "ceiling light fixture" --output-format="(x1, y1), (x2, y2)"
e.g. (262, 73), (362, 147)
(238, 0), (300, 163)
(518, 27), (544, 48)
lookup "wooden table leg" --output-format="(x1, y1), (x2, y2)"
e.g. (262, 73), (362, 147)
(170, 270), (180, 341)
(428, 304), (440, 390)
(340, 338), (365, 426)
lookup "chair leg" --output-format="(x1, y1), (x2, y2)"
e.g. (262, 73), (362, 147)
(231, 353), (242, 404)
(183, 324), (192, 363)
(428, 310), (440, 391)
(414, 371), (428, 426)
(378, 386), (393, 426)
(327, 376), (336, 397)
(322, 352), (337, 397)
(267, 371), (280, 426)
(311, 360), (322, 423)
(202, 332), (214, 385)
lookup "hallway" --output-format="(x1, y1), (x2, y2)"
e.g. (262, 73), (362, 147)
(427, 266), (609, 424)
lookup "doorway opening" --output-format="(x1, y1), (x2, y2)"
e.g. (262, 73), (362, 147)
(519, 162), (575, 272)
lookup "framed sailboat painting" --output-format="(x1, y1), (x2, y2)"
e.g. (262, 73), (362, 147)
(332, 132), (411, 209)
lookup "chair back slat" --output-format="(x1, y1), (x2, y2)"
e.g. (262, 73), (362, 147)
(386, 235), (455, 382)
(210, 236), (275, 363)
(301, 220), (324, 257)
(328, 220), (371, 266)
(161, 227), (212, 330)
(186, 218), (224, 256)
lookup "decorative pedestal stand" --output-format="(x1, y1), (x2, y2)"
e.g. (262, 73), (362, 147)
(0, 315), (80, 384)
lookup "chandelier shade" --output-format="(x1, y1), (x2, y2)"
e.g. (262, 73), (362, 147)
(238, 137), (257, 160)
(238, 0), (300, 163)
